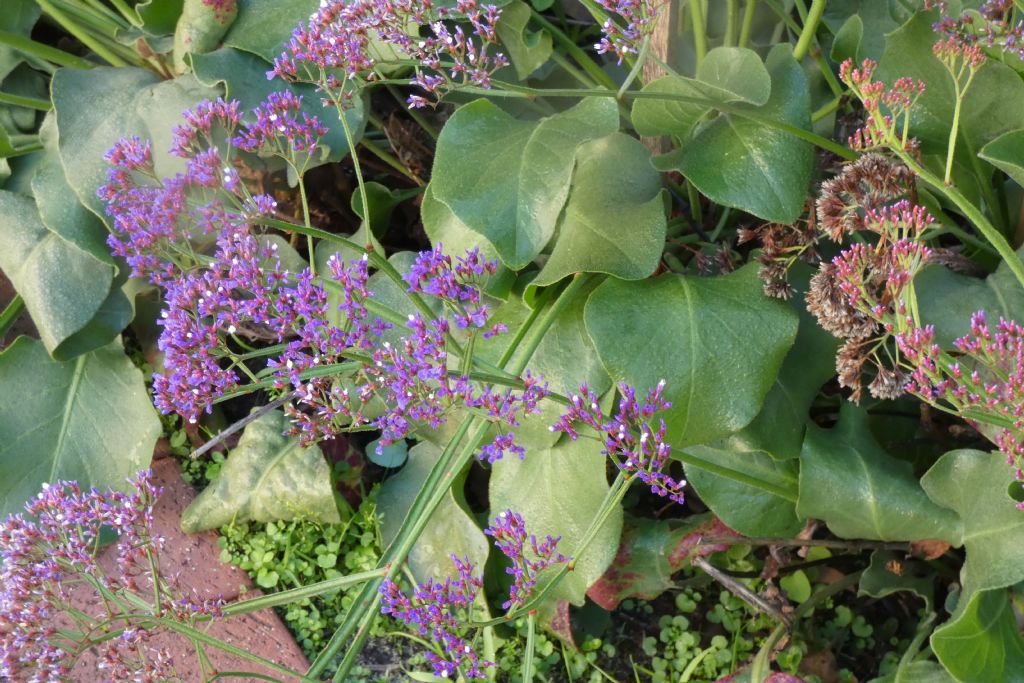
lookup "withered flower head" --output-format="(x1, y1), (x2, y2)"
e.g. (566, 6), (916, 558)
(869, 366), (907, 400)
(836, 338), (869, 404)
(806, 263), (878, 340)
(816, 154), (915, 242)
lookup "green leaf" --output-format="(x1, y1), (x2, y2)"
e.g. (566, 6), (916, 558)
(585, 514), (737, 610)
(822, 1), (904, 62)
(798, 404), (962, 543)
(173, 0), (238, 73)
(915, 251), (1024, 349)
(52, 67), (218, 218)
(830, 14), (864, 64)
(0, 337), (160, 517)
(366, 437), (408, 468)
(190, 47), (365, 164)
(684, 444), (801, 536)
(932, 589), (1024, 683)
(532, 134), (666, 286)
(224, 0), (319, 62)
(631, 46), (771, 138)
(421, 182), (499, 260)
(427, 97), (619, 270)
(378, 441), (489, 582)
(135, 0), (186, 36)
(181, 409), (340, 533)
(921, 449), (1024, 597)
(0, 190), (115, 358)
(860, 550), (936, 612)
(979, 129), (1024, 187)
(494, 0), (552, 80)
(584, 263), (798, 446)
(877, 11), (1024, 163)
(489, 436), (623, 618)
(870, 661), (955, 683)
(674, 45), (814, 224)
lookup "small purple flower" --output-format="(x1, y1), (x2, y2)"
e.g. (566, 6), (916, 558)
(593, 0), (660, 63)
(404, 244), (502, 332)
(170, 98), (242, 158)
(485, 509), (570, 609)
(233, 91), (328, 159)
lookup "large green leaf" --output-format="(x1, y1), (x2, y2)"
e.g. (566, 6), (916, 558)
(915, 251), (1024, 348)
(52, 67), (218, 218)
(0, 190), (115, 358)
(584, 263), (798, 447)
(932, 589), (1024, 683)
(979, 129), (1024, 188)
(0, 337), (160, 516)
(224, 0), (319, 62)
(586, 514), (738, 610)
(631, 46), (771, 138)
(822, 1), (905, 63)
(427, 98), (619, 270)
(673, 45), (814, 224)
(489, 436), (623, 618)
(860, 550), (936, 612)
(379, 442), (489, 582)
(494, 0), (551, 80)
(181, 409), (340, 533)
(798, 405), (962, 543)
(921, 449), (1024, 597)
(684, 444), (802, 537)
(877, 11), (1024, 164)
(532, 134), (666, 286)
(190, 47), (365, 164)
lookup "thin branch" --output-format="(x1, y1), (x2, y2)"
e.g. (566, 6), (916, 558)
(189, 394), (294, 459)
(699, 536), (911, 552)
(692, 556), (793, 628)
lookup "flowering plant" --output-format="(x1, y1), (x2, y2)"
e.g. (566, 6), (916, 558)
(3, 0), (1024, 681)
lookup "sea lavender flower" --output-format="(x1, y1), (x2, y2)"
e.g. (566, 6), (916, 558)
(233, 91), (328, 166)
(379, 555), (490, 679)
(551, 381), (686, 503)
(0, 472), (222, 682)
(839, 59), (926, 153)
(270, 0), (507, 108)
(485, 509), (570, 609)
(593, 0), (661, 64)
(403, 244), (507, 336)
(929, 0), (1024, 62)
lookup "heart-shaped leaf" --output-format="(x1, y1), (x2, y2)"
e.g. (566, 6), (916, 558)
(921, 448), (1024, 597)
(798, 405), (963, 543)
(932, 589), (1024, 683)
(181, 409), (340, 533)
(0, 337), (160, 516)
(427, 97), (619, 270)
(495, 0), (552, 79)
(584, 263), (798, 447)
(979, 129), (1024, 188)
(533, 133), (666, 286)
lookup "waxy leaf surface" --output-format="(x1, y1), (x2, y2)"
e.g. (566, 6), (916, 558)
(932, 589), (1024, 683)
(0, 337), (160, 516)
(584, 263), (797, 447)
(181, 409), (340, 532)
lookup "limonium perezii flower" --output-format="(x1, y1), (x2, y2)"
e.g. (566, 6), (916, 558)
(485, 508), (570, 609)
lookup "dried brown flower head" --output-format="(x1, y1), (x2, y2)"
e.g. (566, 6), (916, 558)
(806, 262), (878, 340)
(816, 154), (915, 242)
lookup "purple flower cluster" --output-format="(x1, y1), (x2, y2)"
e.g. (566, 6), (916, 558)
(594, 0), (660, 64)
(269, 0), (508, 108)
(929, 0), (1024, 61)
(552, 382), (688, 505)
(233, 90), (328, 162)
(379, 555), (490, 679)
(403, 244), (507, 336)
(552, 380), (686, 504)
(1, 472), (222, 682)
(898, 312), (1024, 495)
(484, 509), (569, 609)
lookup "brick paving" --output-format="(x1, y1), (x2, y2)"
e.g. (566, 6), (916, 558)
(66, 457), (311, 682)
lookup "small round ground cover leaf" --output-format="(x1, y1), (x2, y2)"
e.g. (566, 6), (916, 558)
(532, 133), (666, 287)
(683, 444), (801, 537)
(181, 409), (340, 533)
(52, 66), (218, 218)
(584, 263), (798, 447)
(0, 337), (160, 517)
(921, 449), (1024, 598)
(427, 97), (619, 270)
(378, 442), (489, 582)
(0, 190), (114, 359)
(798, 404), (962, 543)
(674, 45), (814, 225)
(489, 435), (623, 621)
(931, 589), (1024, 683)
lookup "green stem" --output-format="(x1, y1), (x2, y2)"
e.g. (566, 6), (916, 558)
(0, 295), (25, 339)
(944, 90), (966, 186)
(530, 8), (617, 90)
(359, 134), (425, 186)
(383, 84), (440, 139)
(811, 94), (841, 123)
(36, 0), (131, 67)
(738, 0), (757, 49)
(675, 448), (797, 500)
(333, 94), (372, 240)
(689, 0), (708, 67)
(222, 568), (387, 616)
(108, 0), (143, 26)
(725, 0), (739, 47)
(792, 0), (826, 61)
(618, 36), (650, 98)
(297, 174), (315, 277)
(0, 91), (51, 110)
(0, 29), (95, 68)
(522, 612), (537, 683)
